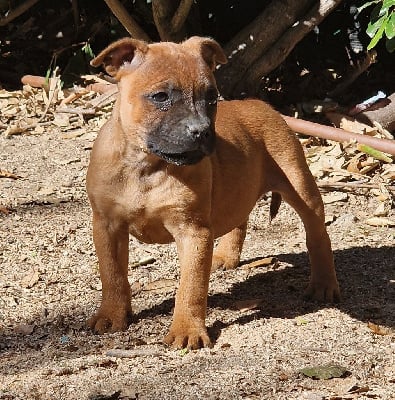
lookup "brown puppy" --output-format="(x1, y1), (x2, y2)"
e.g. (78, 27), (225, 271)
(86, 37), (340, 349)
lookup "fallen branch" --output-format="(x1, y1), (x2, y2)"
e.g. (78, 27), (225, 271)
(283, 115), (395, 156)
(0, 0), (40, 26)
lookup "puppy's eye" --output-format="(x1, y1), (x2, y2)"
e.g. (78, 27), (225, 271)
(152, 92), (169, 103)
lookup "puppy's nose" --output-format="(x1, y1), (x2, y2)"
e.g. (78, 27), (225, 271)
(187, 119), (211, 139)
(192, 127), (210, 139)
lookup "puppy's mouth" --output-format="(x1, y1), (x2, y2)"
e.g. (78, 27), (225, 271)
(154, 148), (208, 166)
(147, 134), (215, 166)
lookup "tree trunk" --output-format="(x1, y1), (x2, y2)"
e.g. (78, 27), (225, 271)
(152, 0), (194, 42)
(103, 0), (151, 41)
(216, 0), (344, 99)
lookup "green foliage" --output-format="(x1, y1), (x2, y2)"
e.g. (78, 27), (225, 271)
(359, 0), (395, 52)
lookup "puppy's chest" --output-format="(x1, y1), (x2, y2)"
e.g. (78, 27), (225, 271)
(114, 171), (178, 244)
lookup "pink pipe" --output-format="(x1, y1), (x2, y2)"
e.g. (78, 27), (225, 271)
(283, 115), (395, 156)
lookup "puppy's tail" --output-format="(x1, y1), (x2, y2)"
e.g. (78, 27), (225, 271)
(269, 192), (282, 222)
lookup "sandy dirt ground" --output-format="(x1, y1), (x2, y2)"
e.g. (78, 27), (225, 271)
(0, 109), (394, 400)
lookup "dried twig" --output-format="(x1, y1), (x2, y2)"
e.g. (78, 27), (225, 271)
(106, 348), (162, 358)
(56, 106), (96, 115)
(89, 85), (118, 108)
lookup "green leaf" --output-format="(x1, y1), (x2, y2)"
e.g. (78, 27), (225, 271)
(383, 0), (395, 10)
(179, 348), (189, 356)
(368, 17), (388, 49)
(385, 12), (395, 39)
(357, 144), (393, 163)
(300, 364), (349, 380)
(367, 14), (387, 38)
(82, 43), (95, 58)
(357, 0), (381, 13)
(379, 0), (394, 14)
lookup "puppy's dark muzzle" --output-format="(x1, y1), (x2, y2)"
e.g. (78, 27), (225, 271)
(147, 122), (216, 166)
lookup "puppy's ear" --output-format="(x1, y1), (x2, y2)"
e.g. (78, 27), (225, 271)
(91, 38), (148, 77)
(183, 36), (227, 70)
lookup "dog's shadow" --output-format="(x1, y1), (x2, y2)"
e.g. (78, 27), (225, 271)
(1, 245), (393, 363)
(136, 245), (395, 343)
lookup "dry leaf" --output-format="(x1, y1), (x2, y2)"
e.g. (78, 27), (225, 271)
(0, 205), (10, 214)
(130, 281), (143, 295)
(381, 164), (395, 181)
(348, 385), (370, 394)
(21, 267), (40, 288)
(346, 153), (364, 174)
(326, 112), (377, 135)
(373, 202), (389, 217)
(38, 187), (55, 196)
(359, 160), (380, 175)
(53, 113), (70, 127)
(322, 192), (348, 204)
(0, 169), (21, 179)
(14, 324), (35, 335)
(367, 322), (390, 336)
(234, 298), (263, 312)
(143, 279), (176, 294)
(33, 125), (45, 134)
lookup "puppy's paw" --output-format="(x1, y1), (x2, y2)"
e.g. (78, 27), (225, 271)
(88, 307), (133, 334)
(304, 279), (341, 303)
(211, 253), (240, 271)
(163, 325), (212, 350)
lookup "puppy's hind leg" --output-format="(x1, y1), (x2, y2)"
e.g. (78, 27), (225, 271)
(271, 147), (340, 302)
(212, 222), (247, 271)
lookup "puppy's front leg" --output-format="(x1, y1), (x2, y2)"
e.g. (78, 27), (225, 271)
(164, 227), (214, 349)
(88, 212), (132, 333)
